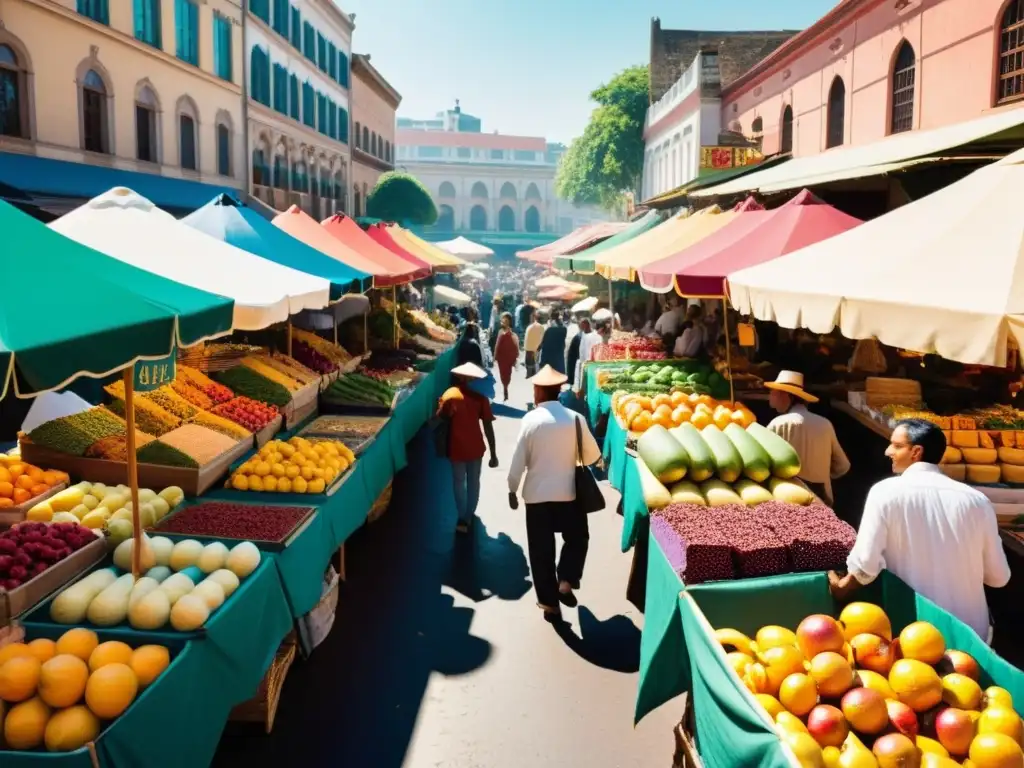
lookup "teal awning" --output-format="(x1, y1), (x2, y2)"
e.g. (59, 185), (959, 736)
(553, 211), (665, 273)
(642, 154), (792, 209)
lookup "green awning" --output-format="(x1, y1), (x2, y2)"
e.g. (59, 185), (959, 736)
(1, 201), (234, 398)
(642, 155), (792, 209)
(553, 211), (665, 273)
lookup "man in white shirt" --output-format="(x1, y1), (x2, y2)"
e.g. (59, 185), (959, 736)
(508, 365), (602, 620)
(829, 419), (1010, 641)
(653, 300), (681, 339)
(672, 305), (708, 358)
(522, 309), (544, 378)
(574, 318), (610, 391)
(766, 370), (850, 504)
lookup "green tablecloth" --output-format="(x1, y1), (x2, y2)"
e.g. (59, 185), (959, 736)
(603, 412), (628, 492)
(619, 454), (647, 552)
(584, 364), (614, 428)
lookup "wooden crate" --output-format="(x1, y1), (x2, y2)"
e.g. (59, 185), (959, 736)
(229, 632), (297, 733)
(0, 482), (67, 528)
(253, 414), (284, 449)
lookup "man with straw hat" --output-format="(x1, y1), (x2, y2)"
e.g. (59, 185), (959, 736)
(507, 365), (601, 622)
(765, 370), (850, 505)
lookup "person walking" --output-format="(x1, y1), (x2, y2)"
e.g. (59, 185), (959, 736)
(487, 296), (503, 357)
(539, 313), (568, 374)
(508, 365), (602, 621)
(493, 312), (519, 402)
(523, 309), (544, 378)
(437, 362), (498, 535)
(566, 317), (590, 386)
(456, 323), (495, 400)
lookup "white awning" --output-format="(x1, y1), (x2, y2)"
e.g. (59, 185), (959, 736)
(693, 106), (1024, 197)
(433, 285), (471, 307)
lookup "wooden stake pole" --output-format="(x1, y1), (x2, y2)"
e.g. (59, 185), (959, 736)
(722, 298), (735, 404)
(392, 286), (399, 349)
(608, 278), (613, 314)
(333, 312), (339, 346)
(122, 369), (142, 579)
(286, 320), (293, 357)
(363, 309), (369, 354)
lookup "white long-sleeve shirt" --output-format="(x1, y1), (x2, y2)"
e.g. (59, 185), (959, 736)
(508, 401), (602, 504)
(574, 330), (603, 389)
(523, 322), (544, 353)
(673, 325), (707, 358)
(846, 462), (1011, 638)
(767, 404), (850, 502)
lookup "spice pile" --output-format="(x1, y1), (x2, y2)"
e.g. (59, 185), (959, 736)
(155, 501), (311, 543)
(157, 425), (242, 467)
(213, 366), (292, 407)
(211, 397), (279, 432)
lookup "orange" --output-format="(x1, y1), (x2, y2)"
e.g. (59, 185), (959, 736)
(0, 655), (43, 702)
(3, 696), (50, 750)
(26, 639), (57, 664)
(652, 394), (672, 409)
(0, 481), (13, 498)
(6, 463), (25, 479)
(670, 391), (687, 407)
(631, 412), (653, 433)
(671, 405), (690, 426)
(26, 466), (44, 484)
(38, 654), (89, 708)
(0, 466), (10, 483)
(55, 628), (99, 662)
(88, 641), (134, 672)
(41, 470), (62, 486)
(29, 484), (49, 498)
(0, 498), (13, 509)
(15, 475), (35, 491)
(84, 663), (138, 719)
(0, 643), (34, 665)
(12, 488), (30, 505)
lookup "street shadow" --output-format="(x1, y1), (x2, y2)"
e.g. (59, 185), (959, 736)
(491, 402), (527, 419)
(445, 522), (532, 602)
(552, 606), (642, 674)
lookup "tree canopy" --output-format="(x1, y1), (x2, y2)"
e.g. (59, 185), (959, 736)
(366, 172), (438, 225)
(555, 65), (648, 210)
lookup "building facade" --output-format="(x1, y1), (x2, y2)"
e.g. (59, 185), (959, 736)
(246, 0), (352, 217)
(720, 0), (1024, 158)
(396, 103), (614, 244)
(350, 53), (400, 217)
(0, 0), (244, 210)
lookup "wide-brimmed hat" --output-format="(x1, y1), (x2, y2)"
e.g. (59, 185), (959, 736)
(451, 362), (487, 379)
(529, 365), (568, 387)
(764, 370), (819, 403)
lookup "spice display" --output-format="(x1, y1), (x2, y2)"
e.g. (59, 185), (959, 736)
(157, 425), (240, 467)
(258, 354), (320, 386)
(291, 339), (338, 374)
(141, 386), (200, 421)
(136, 441), (199, 469)
(361, 349), (417, 372)
(212, 366), (291, 407)
(176, 366), (234, 405)
(754, 502), (857, 572)
(84, 432), (156, 462)
(239, 357), (303, 392)
(190, 410), (252, 441)
(27, 408), (126, 457)
(290, 327), (352, 365)
(105, 392), (182, 437)
(301, 415), (388, 438)
(322, 373), (396, 408)
(170, 377), (214, 410)
(155, 502), (312, 543)
(227, 436), (354, 494)
(211, 397), (279, 432)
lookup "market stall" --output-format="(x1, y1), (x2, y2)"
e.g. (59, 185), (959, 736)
(385, 225), (465, 271)
(436, 235), (494, 262)
(322, 214), (431, 283)
(516, 223), (627, 265)
(553, 210), (665, 273)
(366, 224), (460, 274)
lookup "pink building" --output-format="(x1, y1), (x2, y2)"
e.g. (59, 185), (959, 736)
(723, 0), (1024, 157)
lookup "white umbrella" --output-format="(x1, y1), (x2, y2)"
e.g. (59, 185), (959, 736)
(572, 296), (599, 313)
(432, 285), (471, 307)
(535, 275), (571, 288)
(461, 268), (487, 280)
(436, 235), (494, 262)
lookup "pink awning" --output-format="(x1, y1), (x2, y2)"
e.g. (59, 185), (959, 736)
(517, 222), (629, 263)
(321, 214), (431, 285)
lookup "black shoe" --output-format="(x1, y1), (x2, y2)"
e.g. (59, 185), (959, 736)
(455, 520), (471, 534)
(557, 589), (578, 608)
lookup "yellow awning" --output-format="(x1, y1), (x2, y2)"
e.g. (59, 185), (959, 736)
(387, 226), (464, 272)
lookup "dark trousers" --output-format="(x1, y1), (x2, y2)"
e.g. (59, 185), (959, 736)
(525, 501), (589, 609)
(524, 351), (537, 378)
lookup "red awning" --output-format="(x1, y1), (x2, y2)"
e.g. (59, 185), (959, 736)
(639, 191), (861, 297)
(365, 224), (458, 274)
(321, 214), (431, 285)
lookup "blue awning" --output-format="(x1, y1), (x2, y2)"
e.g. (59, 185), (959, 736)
(0, 152), (238, 212)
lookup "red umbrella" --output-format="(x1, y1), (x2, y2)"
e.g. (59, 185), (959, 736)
(639, 191), (861, 297)
(365, 223), (457, 273)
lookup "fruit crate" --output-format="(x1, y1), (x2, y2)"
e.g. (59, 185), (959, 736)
(0, 482), (67, 528)
(650, 570), (1024, 768)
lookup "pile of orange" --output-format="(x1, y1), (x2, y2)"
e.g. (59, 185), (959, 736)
(0, 459), (69, 509)
(612, 391), (756, 433)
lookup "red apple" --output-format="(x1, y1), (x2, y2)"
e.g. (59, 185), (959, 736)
(934, 707), (974, 756)
(807, 704), (849, 748)
(886, 699), (919, 739)
(936, 650), (981, 681)
(797, 614), (847, 659)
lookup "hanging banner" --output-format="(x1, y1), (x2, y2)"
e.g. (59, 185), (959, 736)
(133, 348), (176, 392)
(700, 146), (764, 171)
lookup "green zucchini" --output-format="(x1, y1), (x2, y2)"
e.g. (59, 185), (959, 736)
(699, 424), (743, 483)
(746, 423), (802, 479)
(637, 425), (689, 484)
(723, 423), (772, 482)
(669, 423), (715, 482)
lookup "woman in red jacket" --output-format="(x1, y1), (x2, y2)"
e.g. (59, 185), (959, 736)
(493, 312), (519, 402)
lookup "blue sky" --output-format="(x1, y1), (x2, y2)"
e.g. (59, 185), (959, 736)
(340, 0), (837, 143)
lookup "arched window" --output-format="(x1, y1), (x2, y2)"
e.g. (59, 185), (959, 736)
(353, 184), (361, 216)
(177, 96), (199, 171)
(288, 73), (299, 121)
(998, 0), (1024, 104)
(780, 105), (793, 154)
(499, 182), (517, 199)
(0, 44), (27, 138)
(470, 181), (488, 198)
(216, 121), (231, 176)
(385, 141), (391, 162)
(371, 132), (378, 157)
(438, 181), (456, 198)
(525, 182), (542, 201)
(82, 69), (109, 154)
(469, 205), (487, 230)
(437, 204), (454, 231)
(319, 167), (330, 199)
(333, 169), (343, 201)
(354, 121), (361, 148)
(498, 205), (515, 231)
(252, 149), (267, 186)
(751, 116), (763, 134)
(361, 125), (369, 150)
(292, 160), (308, 193)
(891, 41), (916, 134)
(524, 206), (540, 233)
(135, 84), (159, 162)
(273, 152), (287, 189)
(826, 77), (845, 149)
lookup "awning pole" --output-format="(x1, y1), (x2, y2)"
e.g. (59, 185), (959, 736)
(122, 370), (142, 580)
(608, 278), (613, 314)
(392, 286), (399, 349)
(333, 312), (339, 346)
(363, 309), (369, 355)
(286, 320), (293, 357)
(722, 298), (735, 404)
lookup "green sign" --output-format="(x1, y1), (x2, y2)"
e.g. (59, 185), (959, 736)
(133, 349), (176, 392)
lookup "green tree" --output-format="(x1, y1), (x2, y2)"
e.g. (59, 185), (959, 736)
(366, 172), (438, 225)
(555, 65), (648, 210)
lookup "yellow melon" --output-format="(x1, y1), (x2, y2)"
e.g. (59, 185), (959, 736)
(3, 696), (50, 750)
(38, 654), (89, 708)
(84, 663), (138, 719)
(130, 645), (170, 688)
(0, 655), (42, 702)
(44, 705), (100, 752)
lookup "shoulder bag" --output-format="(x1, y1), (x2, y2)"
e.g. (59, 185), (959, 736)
(573, 415), (605, 514)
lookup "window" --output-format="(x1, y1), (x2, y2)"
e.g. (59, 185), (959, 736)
(249, 0), (269, 24)
(78, 0), (109, 23)
(470, 181), (488, 198)
(362, 125), (369, 149)
(135, 85), (159, 162)
(317, 92), (327, 134)
(273, 153), (286, 188)
(513, 150), (536, 162)
(303, 22), (315, 60)
(272, 64), (287, 113)
(338, 107), (348, 143)
(317, 32), (327, 72)
(353, 185), (361, 217)
(418, 146), (443, 158)
(370, 132), (377, 156)
(289, 74), (299, 120)
(174, 0), (198, 65)
(890, 41), (916, 134)
(252, 149), (267, 185)
(457, 147), (471, 159)
(780, 105), (793, 153)
(437, 205), (454, 230)
(217, 122), (231, 176)
(354, 121), (361, 148)
(213, 12), (232, 81)
(469, 205), (487, 230)
(998, 0), (1024, 104)
(327, 42), (337, 80)
(134, 0), (162, 48)
(499, 182), (516, 199)
(272, 0), (288, 37)
(82, 70), (107, 153)
(385, 141), (391, 162)
(289, 7), (300, 49)
(826, 77), (845, 149)
(302, 81), (314, 128)
(525, 182), (541, 200)
(250, 47), (270, 105)
(438, 181), (456, 198)
(0, 45), (26, 139)
(338, 51), (349, 88)
(489, 149), (504, 160)
(292, 160), (307, 192)
(751, 117), (763, 134)
(327, 100), (336, 139)
(524, 206), (540, 233)
(179, 114), (196, 170)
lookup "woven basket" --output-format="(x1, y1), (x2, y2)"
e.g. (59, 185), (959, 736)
(672, 694), (704, 768)
(178, 343), (263, 373)
(229, 632), (297, 733)
(366, 481), (394, 523)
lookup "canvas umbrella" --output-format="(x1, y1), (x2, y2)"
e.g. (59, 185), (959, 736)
(322, 214), (431, 283)
(461, 268), (487, 280)
(535, 275), (572, 289)
(433, 285), (472, 307)
(436, 235), (494, 261)
(572, 296), (599, 313)
(553, 210), (664, 272)
(386, 226), (464, 271)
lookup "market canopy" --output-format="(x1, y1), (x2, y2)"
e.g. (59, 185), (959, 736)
(692, 106), (1024, 198)
(535, 275), (572, 288)
(555, 211), (665, 273)
(640, 190), (862, 297)
(728, 149), (1024, 367)
(51, 188), (330, 330)
(432, 285), (471, 307)
(386, 226), (464, 271)
(572, 296), (599, 313)
(642, 154), (792, 209)
(322, 214), (431, 284)
(1, 199), (233, 398)
(595, 202), (758, 281)
(183, 194), (371, 300)
(517, 222), (627, 265)
(273, 205), (397, 287)
(363, 222), (444, 276)
(436, 235), (494, 261)
(460, 268), (487, 280)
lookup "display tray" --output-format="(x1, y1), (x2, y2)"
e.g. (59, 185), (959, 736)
(253, 414), (284, 449)
(19, 438), (252, 498)
(298, 414), (389, 442)
(282, 382), (319, 429)
(0, 481), (68, 527)
(153, 502), (316, 552)
(0, 534), (106, 626)
(318, 393), (395, 416)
